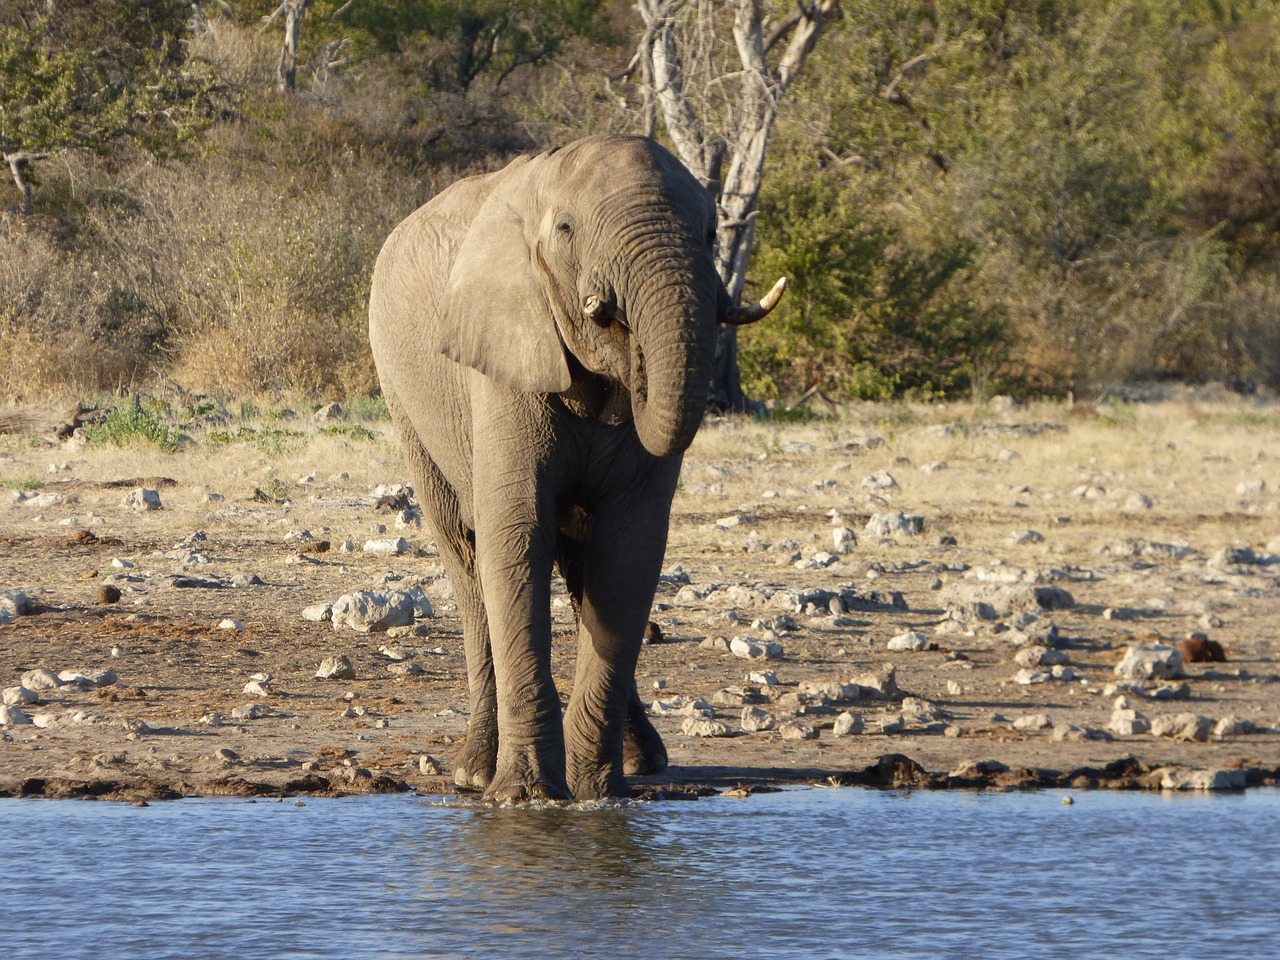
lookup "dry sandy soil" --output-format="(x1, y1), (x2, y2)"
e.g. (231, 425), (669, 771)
(2, 391), (1278, 802)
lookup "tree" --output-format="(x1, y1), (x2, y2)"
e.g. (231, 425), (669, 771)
(0, 1), (217, 212)
(627, 0), (842, 410)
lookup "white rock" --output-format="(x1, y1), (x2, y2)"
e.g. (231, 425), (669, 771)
(1150, 713), (1213, 742)
(861, 472), (898, 490)
(729, 636), (784, 660)
(681, 716), (730, 737)
(2, 686), (38, 706)
(1013, 713), (1051, 731)
(331, 590), (415, 633)
(123, 487), (163, 511)
(1213, 715), (1254, 738)
(0, 589), (32, 616)
(302, 603), (333, 622)
(832, 711), (864, 736)
(887, 630), (930, 652)
(363, 537), (411, 555)
(243, 680), (271, 697)
(864, 512), (925, 538)
(1109, 708), (1151, 736)
(0, 704), (33, 726)
(110, 558), (135, 569)
(748, 670), (779, 686)
(779, 721), (818, 740)
(833, 527), (857, 554)
(1114, 643), (1183, 681)
(1014, 646), (1070, 668)
(315, 655), (357, 681)
(231, 703), (264, 720)
(740, 706), (777, 732)
(219, 618), (245, 631)
(21, 668), (61, 691)
(1006, 529), (1044, 546)
(1160, 768), (1246, 791)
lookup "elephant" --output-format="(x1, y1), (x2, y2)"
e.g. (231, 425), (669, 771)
(368, 134), (785, 801)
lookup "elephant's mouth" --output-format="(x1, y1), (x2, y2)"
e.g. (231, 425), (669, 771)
(630, 338), (648, 406)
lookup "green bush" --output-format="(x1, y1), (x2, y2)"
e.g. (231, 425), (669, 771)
(85, 403), (180, 452)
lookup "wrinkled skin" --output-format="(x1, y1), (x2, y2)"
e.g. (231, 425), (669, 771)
(369, 135), (763, 801)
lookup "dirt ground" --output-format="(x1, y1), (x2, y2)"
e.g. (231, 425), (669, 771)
(2, 391), (1278, 801)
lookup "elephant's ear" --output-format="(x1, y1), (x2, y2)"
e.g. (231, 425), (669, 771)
(437, 169), (571, 394)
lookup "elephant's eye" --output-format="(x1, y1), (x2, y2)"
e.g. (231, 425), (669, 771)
(556, 218), (573, 235)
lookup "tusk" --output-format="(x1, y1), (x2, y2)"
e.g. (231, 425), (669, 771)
(582, 294), (608, 324)
(723, 277), (788, 326)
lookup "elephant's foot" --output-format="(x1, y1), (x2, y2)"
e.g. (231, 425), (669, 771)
(568, 762), (631, 801)
(483, 750), (571, 803)
(452, 732), (498, 792)
(623, 703), (668, 777)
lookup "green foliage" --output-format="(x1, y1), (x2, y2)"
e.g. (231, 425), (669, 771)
(343, 393), (390, 421)
(1, 475), (44, 492)
(0, 2), (219, 165)
(86, 404), (181, 452)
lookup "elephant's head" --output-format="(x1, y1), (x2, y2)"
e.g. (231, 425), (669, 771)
(431, 135), (785, 458)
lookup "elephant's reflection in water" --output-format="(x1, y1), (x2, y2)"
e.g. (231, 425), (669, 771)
(406, 803), (704, 938)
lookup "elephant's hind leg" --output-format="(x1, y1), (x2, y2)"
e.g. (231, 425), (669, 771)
(400, 433), (497, 791)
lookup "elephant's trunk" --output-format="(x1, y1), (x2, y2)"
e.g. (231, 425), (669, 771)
(625, 264), (717, 459)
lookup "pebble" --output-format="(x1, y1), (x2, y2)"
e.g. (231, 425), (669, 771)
(0, 589), (32, 616)
(219, 619), (245, 631)
(315, 655), (357, 681)
(1109, 708), (1151, 736)
(231, 704), (264, 720)
(1014, 646), (1070, 668)
(302, 603), (333, 622)
(1013, 713), (1052, 731)
(419, 756), (443, 776)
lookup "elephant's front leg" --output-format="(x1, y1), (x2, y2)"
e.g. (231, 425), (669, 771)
(563, 463), (680, 800)
(472, 434), (570, 801)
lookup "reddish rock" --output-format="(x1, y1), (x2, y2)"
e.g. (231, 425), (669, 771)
(96, 584), (122, 605)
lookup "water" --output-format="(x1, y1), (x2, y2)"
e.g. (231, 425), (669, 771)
(2, 788), (1276, 960)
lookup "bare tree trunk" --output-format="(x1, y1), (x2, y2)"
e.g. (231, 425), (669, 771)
(634, 0), (841, 410)
(267, 0), (312, 94)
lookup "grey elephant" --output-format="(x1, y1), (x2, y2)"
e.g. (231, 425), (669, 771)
(368, 134), (785, 801)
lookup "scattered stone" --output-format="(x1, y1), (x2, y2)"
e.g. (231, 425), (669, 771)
(1051, 723), (1112, 742)
(0, 703), (33, 725)
(729, 636), (783, 660)
(864, 512), (925, 538)
(419, 755), (443, 776)
(243, 679), (271, 697)
(778, 720), (818, 740)
(313, 402), (344, 422)
(315, 655), (357, 681)
(886, 630), (931, 652)
(681, 716), (731, 737)
(231, 703), (265, 721)
(832, 711), (864, 736)
(2, 686), (38, 706)
(740, 706), (777, 732)
(700, 636), (732, 653)
(219, 618), (245, 631)
(861, 471), (898, 491)
(852, 664), (899, 700)
(1159, 768), (1246, 791)
(1114, 643), (1183, 681)
(97, 584), (122, 604)
(748, 670), (779, 687)
(0, 589), (32, 616)
(302, 603), (333, 622)
(123, 488), (163, 511)
(1014, 665), (1075, 684)
(1014, 646), (1070, 668)
(1006, 529), (1045, 546)
(1109, 708), (1151, 736)
(331, 590), (416, 633)
(1213, 715), (1254, 737)
(1012, 713), (1052, 731)
(363, 537), (411, 555)
(21, 668), (61, 691)
(1150, 712), (1213, 742)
